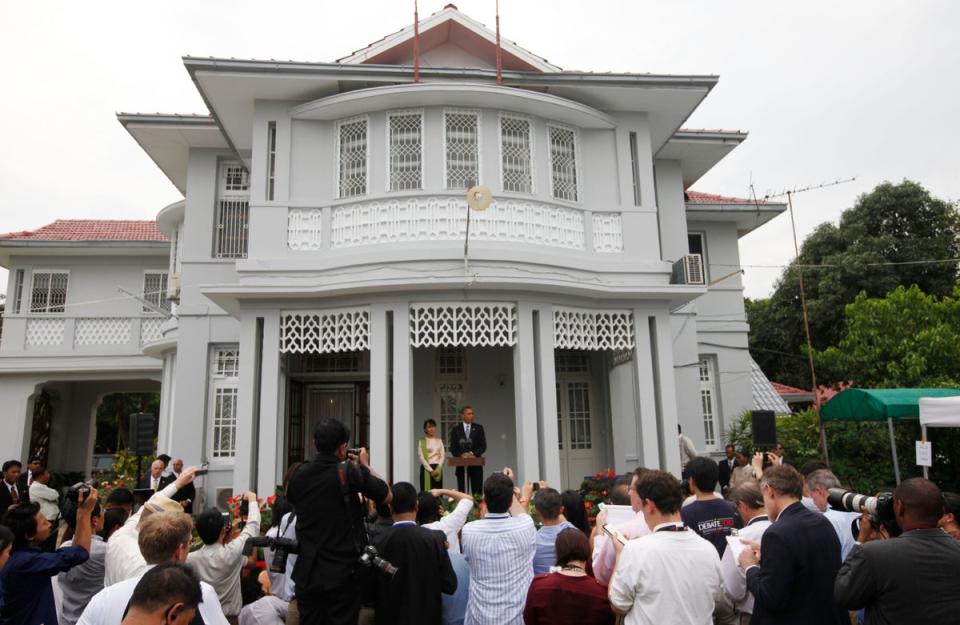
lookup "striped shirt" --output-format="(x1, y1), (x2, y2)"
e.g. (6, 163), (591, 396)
(461, 512), (536, 625)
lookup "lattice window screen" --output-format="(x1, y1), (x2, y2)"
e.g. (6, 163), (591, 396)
(215, 348), (240, 377)
(389, 113), (423, 191)
(338, 118), (368, 198)
(553, 307), (635, 351)
(30, 272), (69, 313)
(212, 387), (238, 458)
(280, 309), (371, 354)
(445, 111), (479, 190)
(25, 319), (65, 346)
(410, 304), (517, 347)
(75, 318), (132, 346)
(437, 383), (464, 446)
(143, 272), (170, 312)
(699, 356), (718, 448)
(500, 116), (533, 193)
(287, 208), (324, 251)
(215, 163), (249, 259)
(549, 125), (578, 202)
(566, 381), (593, 449)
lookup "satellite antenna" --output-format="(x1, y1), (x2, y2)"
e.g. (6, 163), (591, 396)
(464, 185), (492, 273)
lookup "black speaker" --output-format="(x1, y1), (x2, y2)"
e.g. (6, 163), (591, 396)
(129, 412), (157, 457)
(751, 410), (777, 448)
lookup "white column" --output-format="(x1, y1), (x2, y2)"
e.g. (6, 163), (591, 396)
(632, 310), (661, 469)
(535, 308), (561, 486)
(0, 377), (39, 462)
(392, 305), (414, 483)
(369, 305), (391, 477)
(513, 303), (540, 483)
(653, 313), (681, 475)
(256, 312), (282, 496)
(233, 313), (259, 493)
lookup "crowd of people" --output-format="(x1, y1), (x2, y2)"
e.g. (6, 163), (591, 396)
(2, 421), (960, 625)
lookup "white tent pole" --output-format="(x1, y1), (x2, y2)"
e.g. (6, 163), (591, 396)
(888, 417), (901, 484)
(922, 424), (929, 480)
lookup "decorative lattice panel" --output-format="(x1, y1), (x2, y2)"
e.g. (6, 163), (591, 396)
(410, 303), (517, 347)
(549, 125), (578, 202)
(445, 111), (479, 190)
(25, 318), (65, 347)
(75, 318), (132, 346)
(280, 308), (370, 354)
(553, 307), (634, 351)
(388, 112), (423, 191)
(338, 117), (368, 198)
(331, 197), (584, 249)
(592, 213), (624, 253)
(500, 115), (533, 193)
(287, 208), (324, 251)
(141, 318), (165, 345)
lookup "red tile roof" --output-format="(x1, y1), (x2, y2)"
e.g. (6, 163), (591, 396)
(772, 382), (811, 395)
(0, 220), (167, 242)
(685, 190), (768, 205)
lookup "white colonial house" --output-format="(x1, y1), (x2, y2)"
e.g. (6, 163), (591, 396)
(0, 6), (790, 505)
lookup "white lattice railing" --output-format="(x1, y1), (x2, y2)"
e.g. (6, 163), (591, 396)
(592, 213), (623, 253)
(410, 303), (517, 347)
(280, 308), (370, 354)
(140, 318), (166, 345)
(553, 307), (635, 351)
(76, 318), (132, 346)
(331, 197), (585, 250)
(25, 318), (66, 347)
(288, 208), (324, 251)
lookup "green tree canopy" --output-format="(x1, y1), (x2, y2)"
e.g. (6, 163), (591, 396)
(749, 180), (960, 387)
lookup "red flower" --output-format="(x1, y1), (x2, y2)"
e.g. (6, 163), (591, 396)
(602, 490), (608, 496)
(584, 502), (593, 510)
(593, 472), (603, 480)
(266, 495), (276, 505)
(606, 468), (616, 478)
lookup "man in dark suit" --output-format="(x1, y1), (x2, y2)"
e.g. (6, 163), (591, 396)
(835, 478), (960, 623)
(372, 482), (456, 625)
(17, 456), (42, 494)
(448, 406), (486, 495)
(718, 444), (736, 494)
(0, 460), (29, 510)
(162, 458), (195, 513)
(138, 459), (166, 492)
(738, 464), (847, 625)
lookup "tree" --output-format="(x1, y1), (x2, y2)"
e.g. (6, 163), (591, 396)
(747, 181), (960, 388)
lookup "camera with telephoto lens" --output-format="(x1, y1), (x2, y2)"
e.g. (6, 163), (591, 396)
(59, 480), (99, 528)
(243, 536), (301, 573)
(827, 488), (901, 537)
(359, 545), (398, 577)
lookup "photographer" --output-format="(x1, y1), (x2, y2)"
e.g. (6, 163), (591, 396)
(58, 487), (108, 625)
(287, 418), (390, 625)
(834, 478), (960, 623)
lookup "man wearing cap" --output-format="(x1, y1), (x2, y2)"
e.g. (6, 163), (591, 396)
(104, 467), (198, 587)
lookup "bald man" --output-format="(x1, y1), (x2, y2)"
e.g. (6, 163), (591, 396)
(138, 461), (166, 492)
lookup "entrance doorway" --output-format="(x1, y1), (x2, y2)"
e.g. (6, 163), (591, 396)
(555, 350), (606, 487)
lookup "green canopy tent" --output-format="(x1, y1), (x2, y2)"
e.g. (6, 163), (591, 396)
(821, 388), (960, 484)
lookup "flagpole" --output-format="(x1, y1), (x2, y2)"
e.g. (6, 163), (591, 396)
(413, 0), (421, 83)
(495, 0), (503, 85)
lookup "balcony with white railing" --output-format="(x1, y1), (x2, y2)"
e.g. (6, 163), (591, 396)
(1, 315), (169, 355)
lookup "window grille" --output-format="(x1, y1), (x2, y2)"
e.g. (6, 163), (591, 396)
(699, 356), (718, 448)
(30, 271), (68, 313)
(11, 269), (25, 314)
(266, 122), (277, 201)
(556, 384), (563, 451)
(444, 111), (479, 190)
(215, 163), (249, 259)
(210, 346), (240, 459)
(500, 115), (533, 193)
(436, 346), (465, 375)
(142, 272), (170, 312)
(566, 382), (593, 449)
(388, 112), (423, 191)
(296, 352), (363, 373)
(549, 125), (578, 202)
(555, 349), (591, 374)
(629, 131), (642, 206)
(437, 382), (464, 445)
(338, 118), (368, 198)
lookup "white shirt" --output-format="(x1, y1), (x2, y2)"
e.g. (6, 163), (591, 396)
(592, 511), (651, 584)
(418, 437), (446, 470)
(461, 512), (536, 625)
(824, 508), (860, 561)
(423, 498), (474, 553)
(609, 526), (723, 625)
(77, 564), (229, 625)
(720, 515), (771, 615)
(30, 481), (61, 522)
(103, 481), (179, 586)
(188, 504), (261, 616)
(264, 512), (297, 601)
(58, 536), (108, 625)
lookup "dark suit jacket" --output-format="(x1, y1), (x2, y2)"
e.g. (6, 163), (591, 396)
(448, 423), (486, 458)
(162, 474), (194, 512)
(835, 527), (960, 624)
(373, 524), (457, 625)
(0, 480), (28, 510)
(137, 475), (165, 491)
(745, 501), (847, 625)
(718, 457), (735, 489)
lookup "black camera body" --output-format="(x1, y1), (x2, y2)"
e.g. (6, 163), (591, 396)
(359, 544), (398, 577)
(827, 488), (895, 522)
(59, 480), (98, 528)
(243, 535), (300, 573)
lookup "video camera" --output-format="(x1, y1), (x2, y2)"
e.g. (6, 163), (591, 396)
(827, 488), (901, 537)
(243, 535), (300, 573)
(59, 480), (98, 527)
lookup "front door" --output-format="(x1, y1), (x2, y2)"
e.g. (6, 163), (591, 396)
(556, 378), (603, 488)
(304, 384), (358, 450)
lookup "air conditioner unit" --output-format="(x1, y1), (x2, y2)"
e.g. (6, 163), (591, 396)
(166, 273), (181, 302)
(683, 254), (705, 285)
(214, 487), (233, 512)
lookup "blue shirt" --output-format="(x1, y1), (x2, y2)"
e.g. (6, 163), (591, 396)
(1, 546), (88, 625)
(441, 551), (470, 625)
(532, 521), (575, 574)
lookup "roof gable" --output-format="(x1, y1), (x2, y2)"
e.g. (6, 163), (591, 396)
(337, 4), (559, 72)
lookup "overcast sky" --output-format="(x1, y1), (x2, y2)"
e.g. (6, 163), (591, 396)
(1, 0), (957, 299)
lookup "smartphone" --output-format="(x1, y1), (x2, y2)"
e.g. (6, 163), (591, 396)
(602, 524), (628, 545)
